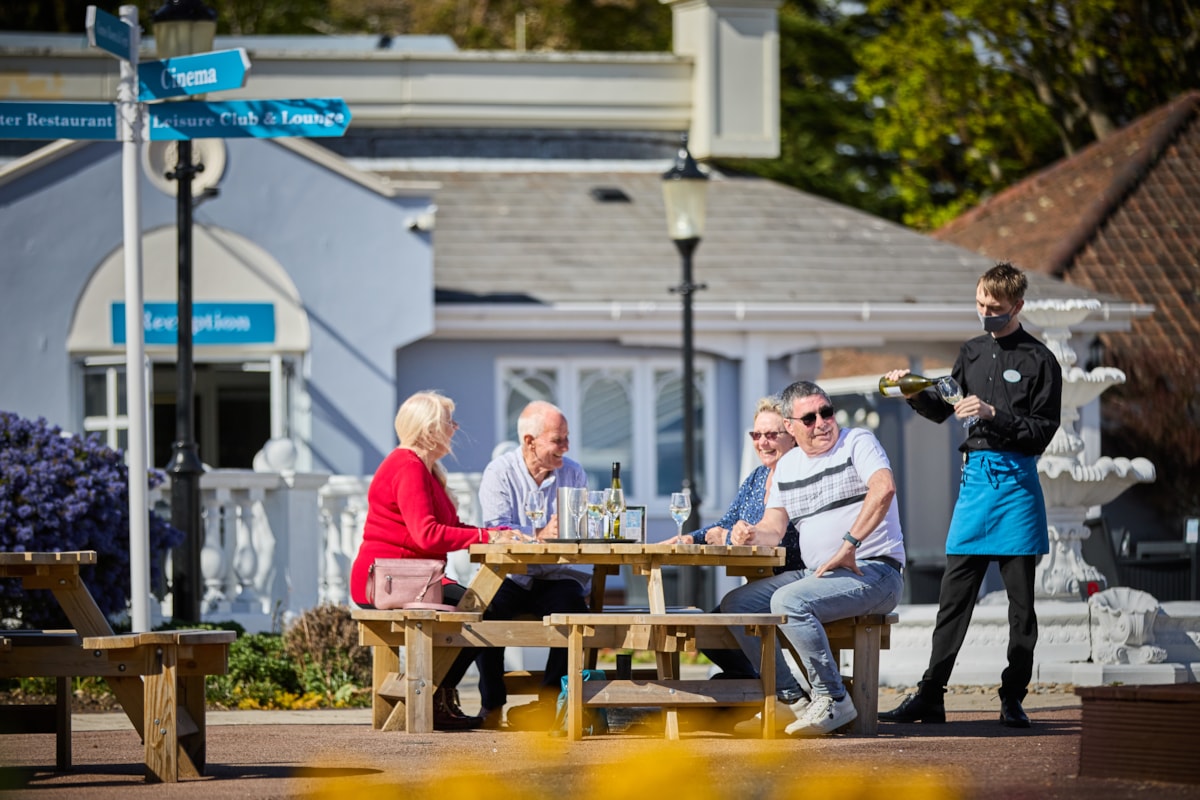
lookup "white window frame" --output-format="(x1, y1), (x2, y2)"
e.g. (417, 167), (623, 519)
(80, 356), (134, 453)
(495, 356), (716, 509)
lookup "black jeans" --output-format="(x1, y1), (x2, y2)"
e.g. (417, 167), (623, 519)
(922, 554), (1038, 700)
(474, 578), (589, 709)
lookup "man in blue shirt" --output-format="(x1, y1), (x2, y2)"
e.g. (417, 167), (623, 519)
(476, 400), (590, 729)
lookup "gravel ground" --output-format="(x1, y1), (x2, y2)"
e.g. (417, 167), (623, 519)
(2, 685), (1197, 799)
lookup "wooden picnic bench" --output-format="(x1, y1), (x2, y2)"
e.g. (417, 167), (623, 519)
(546, 611), (785, 740)
(0, 551), (236, 782)
(0, 631), (80, 771)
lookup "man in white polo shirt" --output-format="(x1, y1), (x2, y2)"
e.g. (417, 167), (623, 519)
(733, 380), (905, 736)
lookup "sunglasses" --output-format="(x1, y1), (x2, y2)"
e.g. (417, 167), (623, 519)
(786, 405), (835, 427)
(748, 430), (789, 442)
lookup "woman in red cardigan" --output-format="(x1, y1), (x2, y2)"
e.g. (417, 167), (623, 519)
(351, 390), (519, 730)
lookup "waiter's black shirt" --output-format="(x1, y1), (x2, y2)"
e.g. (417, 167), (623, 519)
(908, 324), (1062, 456)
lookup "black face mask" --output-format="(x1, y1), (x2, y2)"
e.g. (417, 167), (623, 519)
(979, 311), (1012, 333)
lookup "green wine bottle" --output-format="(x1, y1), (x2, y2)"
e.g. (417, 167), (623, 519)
(878, 373), (937, 398)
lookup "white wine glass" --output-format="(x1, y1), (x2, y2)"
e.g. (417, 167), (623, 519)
(564, 488), (588, 540)
(936, 376), (978, 429)
(669, 491), (691, 541)
(586, 490), (607, 539)
(523, 490), (546, 539)
(606, 488), (626, 540)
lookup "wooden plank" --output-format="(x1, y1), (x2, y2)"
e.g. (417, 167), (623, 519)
(759, 624), (776, 739)
(567, 624), (584, 741)
(405, 617), (435, 733)
(55, 676), (71, 771)
(177, 678), (205, 778)
(143, 641), (179, 783)
(582, 678), (764, 707)
(372, 645), (400, 731)
(0, 551), (96, 567)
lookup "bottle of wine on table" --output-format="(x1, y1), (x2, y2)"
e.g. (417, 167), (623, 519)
(610, 462), (622, 538)
(878, 374), (937, 398)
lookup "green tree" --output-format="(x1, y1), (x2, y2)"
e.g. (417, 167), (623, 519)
(721, 1), (903, 222)
(855, 0), (1200, 230)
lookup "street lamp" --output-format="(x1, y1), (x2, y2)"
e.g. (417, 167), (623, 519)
(153, 0), (217, 624)
(662, 133), (708, 549)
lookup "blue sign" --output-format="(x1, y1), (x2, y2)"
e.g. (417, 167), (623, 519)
(86, 6), (133, 61)
(0, 102), (117, 140)
(112, 302), (276, 345)
(147, 98), (352, 141)
(138, 49), (252, 101)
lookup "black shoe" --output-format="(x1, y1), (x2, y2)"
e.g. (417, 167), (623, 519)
(479, 705), (504, 730)
(505, 700), (557, 731)
(999, 695), (1031, 728)
(879, 692), (946, 723)
(433, 687), (482, 731)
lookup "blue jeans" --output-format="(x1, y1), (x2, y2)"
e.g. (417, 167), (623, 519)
(717, 571), (809, 697)
(769, 562), (903, 697)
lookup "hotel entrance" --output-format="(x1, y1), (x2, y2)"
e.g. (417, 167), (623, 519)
(152, 362), (272, 471)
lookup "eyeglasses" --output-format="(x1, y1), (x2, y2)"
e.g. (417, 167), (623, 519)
(786, 405), (835, 427)
(748, 430), (789, 442)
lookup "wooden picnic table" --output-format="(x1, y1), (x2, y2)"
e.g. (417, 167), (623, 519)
(354, 542), (785, 734)
(0, 551), (233, 782)
(461, 541), (785, 614)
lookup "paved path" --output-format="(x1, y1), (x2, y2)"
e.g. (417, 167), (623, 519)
(2, 689), (1196, 799)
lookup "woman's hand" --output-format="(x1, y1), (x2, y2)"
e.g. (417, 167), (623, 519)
(489, 528), (530, 544)
(729, 520), (755, 545)
(704, 527), (729, 545)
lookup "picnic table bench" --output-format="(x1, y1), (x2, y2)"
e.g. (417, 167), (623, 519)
(0, 551), (236, 782)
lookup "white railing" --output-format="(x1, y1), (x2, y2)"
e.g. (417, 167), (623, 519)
(151, 469), (483, 632)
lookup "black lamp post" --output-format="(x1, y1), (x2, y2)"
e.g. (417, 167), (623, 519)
(153, 0), (217, 624)
(662, 134), (709, 543)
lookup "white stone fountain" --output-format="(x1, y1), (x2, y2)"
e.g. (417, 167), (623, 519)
(1022, 299), (1156, 600)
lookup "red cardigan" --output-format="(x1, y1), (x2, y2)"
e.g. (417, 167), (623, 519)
(350, 448), (484, 606)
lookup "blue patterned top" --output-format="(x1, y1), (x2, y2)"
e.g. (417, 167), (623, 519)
(691, 465), (803, 573)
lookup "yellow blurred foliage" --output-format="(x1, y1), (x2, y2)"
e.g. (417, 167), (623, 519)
(302, 741), (959, 800)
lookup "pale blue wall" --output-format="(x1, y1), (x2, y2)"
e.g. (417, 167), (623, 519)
(0, 139), (434, 476)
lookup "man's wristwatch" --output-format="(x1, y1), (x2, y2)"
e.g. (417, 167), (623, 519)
(843, 532), (862, 548)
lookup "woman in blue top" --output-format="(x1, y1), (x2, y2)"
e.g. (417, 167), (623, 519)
(679, 396), (803, 572)
(670, 396), (809, 731)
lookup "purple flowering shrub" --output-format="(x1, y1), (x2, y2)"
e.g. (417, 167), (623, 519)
(0, 411), (184, 628)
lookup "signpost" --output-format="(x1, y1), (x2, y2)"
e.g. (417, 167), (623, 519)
(147, 97), (352, 140)
(86, 5), (134, 61)
(0, 102), (117, 140)
(138, 48), (251, 101)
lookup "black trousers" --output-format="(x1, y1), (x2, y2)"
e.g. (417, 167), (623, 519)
(921, 554), (1038, 701)
(474, 577), (589, 710)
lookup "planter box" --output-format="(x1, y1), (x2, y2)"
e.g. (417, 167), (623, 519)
(1076, 684), (1200, 784)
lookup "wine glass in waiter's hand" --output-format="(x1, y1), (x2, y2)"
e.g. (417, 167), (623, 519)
(936, 376), (978, 429)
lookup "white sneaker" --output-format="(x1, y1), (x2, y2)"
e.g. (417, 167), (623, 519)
(733, 696), (811, 735)
(784, 694), (857, 737)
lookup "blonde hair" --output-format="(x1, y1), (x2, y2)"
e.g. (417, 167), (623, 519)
(754, 395), (784, 417)
(394, 390), (455, 486)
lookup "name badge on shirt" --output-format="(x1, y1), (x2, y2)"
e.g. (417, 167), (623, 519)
(1003, 369), (1022, 383)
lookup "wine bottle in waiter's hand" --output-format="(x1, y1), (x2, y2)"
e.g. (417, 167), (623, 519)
(878, 373), (937, 398)
(610, 462), (622, 538)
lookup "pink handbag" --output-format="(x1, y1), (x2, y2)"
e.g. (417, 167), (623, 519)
(366, 558), (452, 610)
